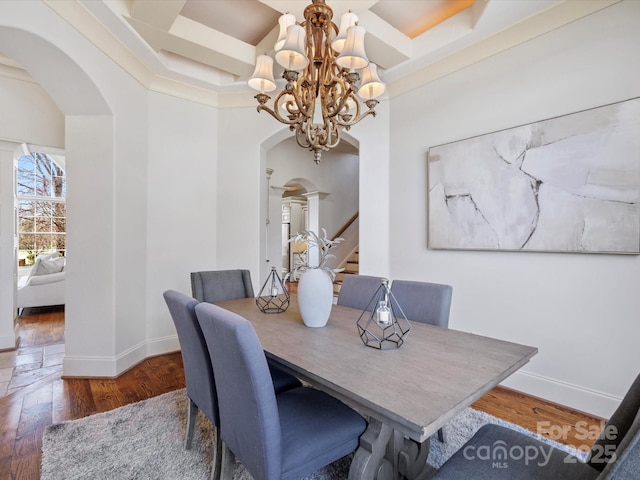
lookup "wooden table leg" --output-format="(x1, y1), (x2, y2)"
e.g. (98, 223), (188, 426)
(397, 435), (435, 480)
(348, 418), (395, 479)
(349, 418), (435, 480)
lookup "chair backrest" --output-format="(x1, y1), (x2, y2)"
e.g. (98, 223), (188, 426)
(163, 290), (218, 426)
(195, 302), (281, 480)
(336, 274), (384, 310)
(599, 407), (640, 478)
(190, 269), (254, 303)
(591, 372), (640, 474)
(390, 280), (452, 327)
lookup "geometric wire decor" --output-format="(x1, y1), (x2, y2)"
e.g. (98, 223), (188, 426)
(356, 278), (411, 349)
(256, 267), (290, 313)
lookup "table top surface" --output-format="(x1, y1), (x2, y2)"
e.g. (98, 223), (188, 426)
(216, 296), (537, 442)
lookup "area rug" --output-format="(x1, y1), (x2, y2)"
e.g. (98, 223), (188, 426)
(41, 388), (587, 480)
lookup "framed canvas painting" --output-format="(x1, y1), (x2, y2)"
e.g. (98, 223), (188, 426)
(427, 98), (640, 254)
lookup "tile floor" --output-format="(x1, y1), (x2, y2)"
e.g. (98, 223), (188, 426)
(0, 339), (64, 397)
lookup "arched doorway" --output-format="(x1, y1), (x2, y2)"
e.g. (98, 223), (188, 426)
(0, 24), (112, 366)
(261, 135), (360, 284)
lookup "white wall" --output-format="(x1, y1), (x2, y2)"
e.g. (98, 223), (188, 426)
(145, 91), (218, 347)
(355, 98), (391, 278)
(0, 145), (17, 349)
(0, 74), (64, 147)
(216, 105), (274, 288)
(388, 0), (640, 418)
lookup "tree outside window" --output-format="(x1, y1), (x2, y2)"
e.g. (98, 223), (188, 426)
(16, 153), (66, 265)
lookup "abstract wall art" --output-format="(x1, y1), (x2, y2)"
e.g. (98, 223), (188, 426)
(427, 98), (640, 254)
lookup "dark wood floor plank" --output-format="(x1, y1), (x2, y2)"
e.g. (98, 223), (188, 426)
(62, 378), (97, 420)
(0, 456), (13, 480)
(472, 386), (604, 451)
(11, 453), (40, 480)
(89, 378), (127, 414)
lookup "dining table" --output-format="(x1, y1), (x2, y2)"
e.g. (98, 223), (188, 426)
(216, 295), (538, 480)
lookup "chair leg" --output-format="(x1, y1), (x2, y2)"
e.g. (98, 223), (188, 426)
(219, 441), (235, 480)
(437, 427), (447, 444)
(210, 426), (223, 480)
(185, 398), (198, 450)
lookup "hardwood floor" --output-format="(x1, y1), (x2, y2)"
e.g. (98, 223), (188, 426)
(0, 309), (185, 480)
(0, 309), (603, 480)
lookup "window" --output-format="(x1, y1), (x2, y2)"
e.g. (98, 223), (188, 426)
(16, 152), (66, 266)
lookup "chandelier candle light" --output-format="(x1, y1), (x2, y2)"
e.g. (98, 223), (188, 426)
(248, 0), (386, 164)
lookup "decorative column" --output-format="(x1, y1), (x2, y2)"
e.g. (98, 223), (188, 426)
(270, 185), (287, 277)
(302, 190), (329, 268)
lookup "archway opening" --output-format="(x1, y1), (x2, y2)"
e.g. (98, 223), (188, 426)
(261, 134), (360, 286)
(0, 26), (111, 370)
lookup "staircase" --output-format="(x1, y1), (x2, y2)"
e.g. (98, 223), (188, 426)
(333, 249), (359, 298)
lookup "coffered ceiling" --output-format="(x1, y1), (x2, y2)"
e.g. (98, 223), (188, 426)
(1, 0), (620, 103)
(73, 0), (567, 92)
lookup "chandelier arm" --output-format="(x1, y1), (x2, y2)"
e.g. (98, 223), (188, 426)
(258, 86), (314, 126)
(287, 86), (306, 120)
(334, 108), (377, 128)
(325, 121), (341, 148)
(321, 80), (353, 120)
(257, 104), (300, 126)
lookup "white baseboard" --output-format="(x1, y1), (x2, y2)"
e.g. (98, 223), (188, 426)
(145, 335), (181, 358)
(501, 370), (622, 419)
(63, 335), (181, 378)
(63, 354), (120, 377)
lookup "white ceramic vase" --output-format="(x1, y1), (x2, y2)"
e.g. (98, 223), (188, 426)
(297, 268), (333, 328)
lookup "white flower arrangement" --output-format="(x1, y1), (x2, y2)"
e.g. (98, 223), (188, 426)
(289, 228), (344, 281)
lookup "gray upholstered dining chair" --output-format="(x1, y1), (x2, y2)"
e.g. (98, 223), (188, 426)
(390, 279), (453, 442)
(389, 279), (453, 328)
(190, 269), (302, 391)
(195, 301), (367, 480)
(433, 372), (640, 479)
(163, 290), (222, 479)
(336, 274), (384, 310)
(191, 269), (254, 304)
(163, 290), (301, 480)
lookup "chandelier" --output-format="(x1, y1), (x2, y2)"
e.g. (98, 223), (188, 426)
(248, 0), (386, 164)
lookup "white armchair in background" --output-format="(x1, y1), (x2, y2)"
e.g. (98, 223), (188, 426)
(17, 253), (66, 314)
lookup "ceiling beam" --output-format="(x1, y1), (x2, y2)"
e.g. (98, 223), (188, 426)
(130, 0), (186, 31)
(125, 15), (256, 79)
